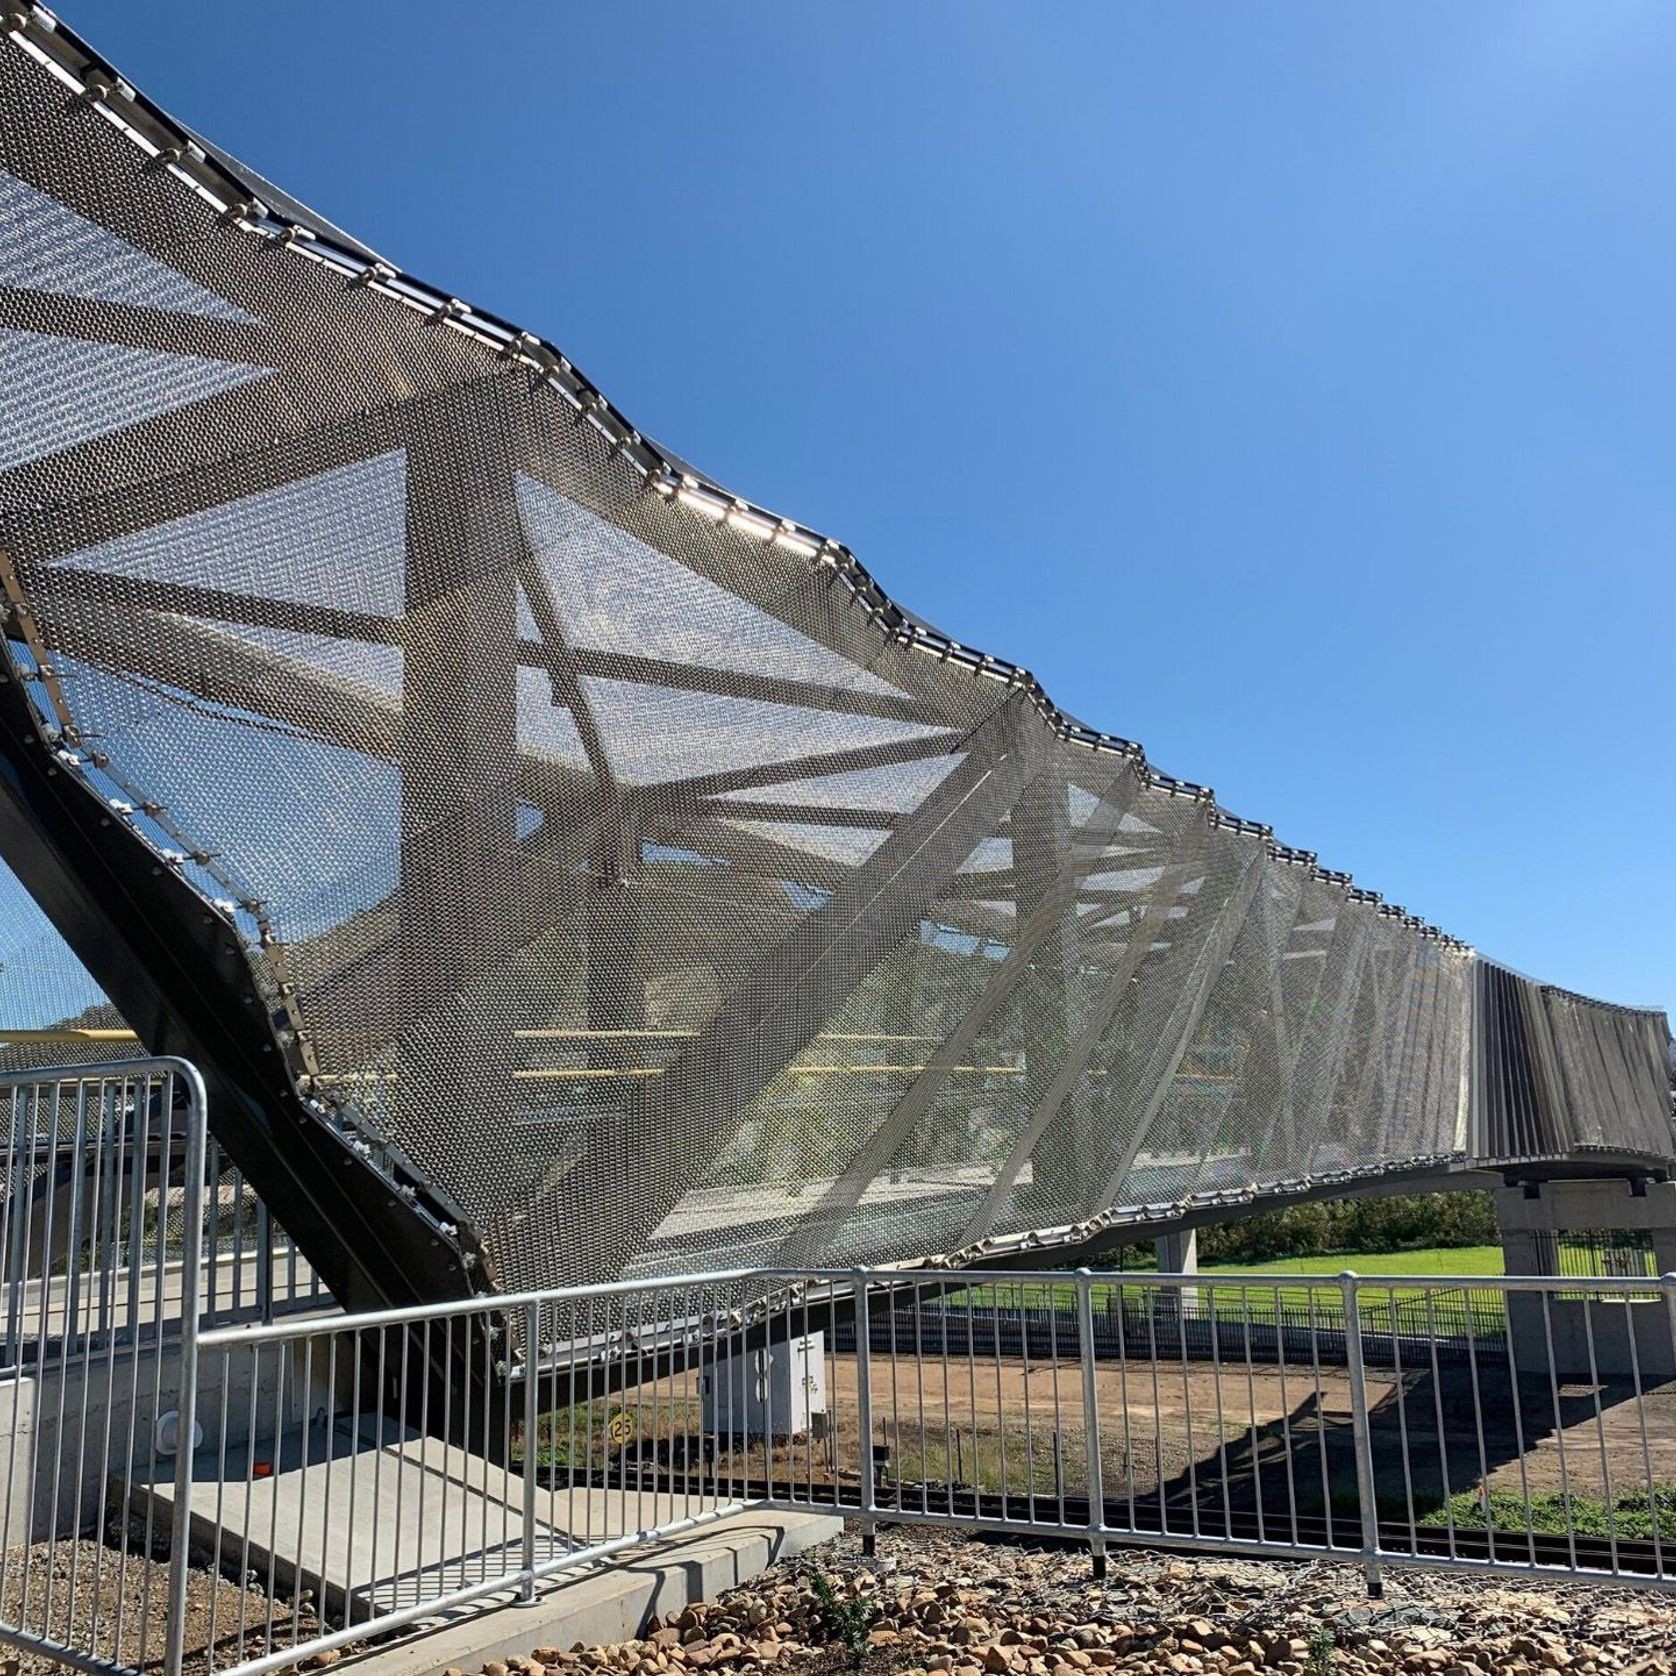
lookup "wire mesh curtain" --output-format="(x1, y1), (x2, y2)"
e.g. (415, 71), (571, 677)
(0, 8), (1667, 1302)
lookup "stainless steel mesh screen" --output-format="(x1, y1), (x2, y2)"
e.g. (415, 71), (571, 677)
(0, 9), (1668, 1297)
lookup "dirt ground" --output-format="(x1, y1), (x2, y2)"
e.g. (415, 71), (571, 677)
(614, 1347), (1676, 1526)
(831, 1350), (1676, 1505)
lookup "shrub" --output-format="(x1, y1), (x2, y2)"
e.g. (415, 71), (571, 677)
(804, 1562), (877, 1672)
(1197, 1191), (1497, 1264)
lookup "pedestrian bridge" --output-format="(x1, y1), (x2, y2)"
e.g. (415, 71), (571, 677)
(0, 6), (1668, 1312)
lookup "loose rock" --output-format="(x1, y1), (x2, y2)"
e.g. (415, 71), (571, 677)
(474, 1528), (1676, 1676)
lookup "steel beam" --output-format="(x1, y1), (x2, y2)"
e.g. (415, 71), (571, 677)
(584, 692), (1045, 1279)
(774, 763), (1150, 1264)
(393, 389), (524, 1266)
(1175, 865), (1306, 1188)
(1092, 843), (1266, 1212)
(957, 846), (1207, 1246)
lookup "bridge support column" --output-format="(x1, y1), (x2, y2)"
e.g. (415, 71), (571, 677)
(1496, 1180), (1676, 1381)
(1153, 1227), (1198, 1320)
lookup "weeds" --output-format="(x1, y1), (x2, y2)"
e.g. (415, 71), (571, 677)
(804, 1561), (877, 1672)
(1306, 1626), (1335, 1674)
(1418, 1485), (1676, 1542)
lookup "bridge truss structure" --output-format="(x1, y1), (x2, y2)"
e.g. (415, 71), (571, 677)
(0, 5), (1668, 1315)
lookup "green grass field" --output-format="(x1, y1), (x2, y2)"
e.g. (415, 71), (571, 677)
(941, 1240), (1658, 1334)
(1200, 1244), (1506, 1279)
(945, 1245), (1508, 1308)
(940, 1246), (1517, 1333)
(1194, 1246), (1510, 1331)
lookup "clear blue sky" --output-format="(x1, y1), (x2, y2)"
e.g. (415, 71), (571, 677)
(60, 1), (1675, 1017)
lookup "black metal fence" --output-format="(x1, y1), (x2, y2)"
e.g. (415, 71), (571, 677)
(834, 1281), (1510, 1370)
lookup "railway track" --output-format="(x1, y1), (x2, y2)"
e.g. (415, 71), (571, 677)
(564, 1465), (1675, 1584)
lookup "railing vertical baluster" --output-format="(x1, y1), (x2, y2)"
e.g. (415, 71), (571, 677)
(1339, 1271), (1383, 1598)
(2, 1085), (22, 1362)
(853, 1270), (876, 1557)
(1624, 1273), (1663, 1581)
(522, 1298), (541, 1602)
(164, 1064), (208, 1676)
(1663, 1272), (1676, 1399)
(1075, 1270), (1106, 1579)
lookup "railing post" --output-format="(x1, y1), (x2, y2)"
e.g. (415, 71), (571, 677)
(164, 1064), (209, 1676)
(1339, 1271), (1383, 1598)
(521, 1299), (541, 1602)
(1075, 1269), (1107, 1578)
(853, 1269), (876, 1558)
(4, 1088), (26, 1355)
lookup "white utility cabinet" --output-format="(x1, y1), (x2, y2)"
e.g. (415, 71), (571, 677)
(701, 1331), (826, 1439)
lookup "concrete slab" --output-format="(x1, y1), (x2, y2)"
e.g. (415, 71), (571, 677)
(134, 1415), (838, 1634)
(334, 1508), (840, 1676)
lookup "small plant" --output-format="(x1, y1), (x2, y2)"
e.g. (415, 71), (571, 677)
(804, 1561), (877, 1673)
(1306, 1626), (1336, 1675)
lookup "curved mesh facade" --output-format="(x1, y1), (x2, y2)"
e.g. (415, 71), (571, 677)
(0, 8), (1668, 1297)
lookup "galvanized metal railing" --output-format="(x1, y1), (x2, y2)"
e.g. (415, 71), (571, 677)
(0, 1059), (209, 1676)
(0, 1059), (340, 1676)
(3, 1063), (1675, 1676)
(0, 1098), (328, 1376)
(166, 1262), (1676, 1676)
(198, 1135), (330, 1330)
(829, 1267), (1676, 1592)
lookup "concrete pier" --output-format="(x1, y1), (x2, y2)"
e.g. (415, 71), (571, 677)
(1153, 1228), (1199, 1318)
(1496, 1178), (1676, 1381)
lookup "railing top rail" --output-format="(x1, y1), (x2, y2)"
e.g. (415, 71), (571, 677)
(194, 1260), (1676, 1350)
(194, 1264), (851, 1347)
(0, 1055), (208, 1094)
